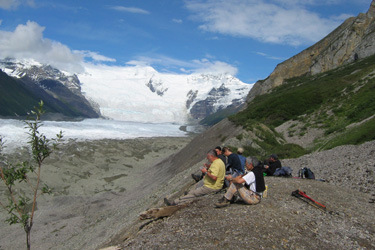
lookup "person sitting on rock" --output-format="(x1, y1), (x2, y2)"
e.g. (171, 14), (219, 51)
(264, 154), (282, 176)
(165, 149), (225, 206)
(215, 156), (266, 208)
(222, 146), (244, 187)
(237, 147), (246, 174)
(192, 146), (226, 182)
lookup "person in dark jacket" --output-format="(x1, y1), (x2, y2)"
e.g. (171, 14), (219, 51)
(222, 147), (243, 174)
(264, 154), (282, 176)
(237, 147), (246, 174)
(222, 147), (244, 187)
(215, 156), (266, 208)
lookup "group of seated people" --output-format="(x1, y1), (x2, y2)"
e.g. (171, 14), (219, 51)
(164, 146), (282, 208)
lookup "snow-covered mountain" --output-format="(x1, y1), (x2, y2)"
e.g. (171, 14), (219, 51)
(1, 58), (81, 94)
(78, 64), (253, 124)
(1, 58), (253, 124)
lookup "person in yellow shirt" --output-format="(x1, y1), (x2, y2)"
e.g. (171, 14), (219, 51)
(164, 149), (225, 206)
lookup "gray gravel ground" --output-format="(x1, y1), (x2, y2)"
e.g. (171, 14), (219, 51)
(0, 137), (192, 250)
(1, 138), (374, 250)
(282, 140), (375, 196)
(119, 140), (375, 250)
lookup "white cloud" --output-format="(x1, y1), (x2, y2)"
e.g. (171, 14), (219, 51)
(0, 20), (233, 76)
(190, 59), (238, 75)
(127, 55), (193, 69)
(75, 50), (116, 63)
(127, 54), (238, 76)
(0, 0), (19, 9)
(0, 21), (116, 73)
(185, 0), (349, 46)
(172, 18), (183, 23)
(109, 6), (150, 14)
(0, 0), (34, 10)
(0, 21), (83, 72)
(256, 51), (285, 60)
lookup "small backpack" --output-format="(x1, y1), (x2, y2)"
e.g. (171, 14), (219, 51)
(273, 166), (293, 177)
(298, 167), (315, 179)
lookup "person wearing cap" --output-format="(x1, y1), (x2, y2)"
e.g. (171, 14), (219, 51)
(264, 154), (282, 176)
(215, 156), (266, 208)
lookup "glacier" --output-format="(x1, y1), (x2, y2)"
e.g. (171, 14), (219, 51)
(0, 118), (190, 153)
(0, 58), (253, 124)
(78, 64), (253, 124)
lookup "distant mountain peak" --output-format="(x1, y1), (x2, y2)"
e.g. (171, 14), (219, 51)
(0, 58), (81, 95)
(146, 76), (169, 96)
(78, 65), (252, 124)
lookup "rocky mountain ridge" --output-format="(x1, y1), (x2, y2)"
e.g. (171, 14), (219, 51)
(0, 58), (100, 119)
(247, 0), (375, 102)
(146, 73), (248, 120)
(187, 75), (246, 120)
(0, 58), (81, 94)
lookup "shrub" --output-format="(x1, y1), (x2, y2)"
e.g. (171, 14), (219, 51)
(0, 101), (63, 250)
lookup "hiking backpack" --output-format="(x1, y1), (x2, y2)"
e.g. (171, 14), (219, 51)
(298, 167), (315, 179)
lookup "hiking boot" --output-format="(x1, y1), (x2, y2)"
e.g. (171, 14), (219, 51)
(191, 174), (201, 183)
(215, 197), (231, 208)
(164, 198), (176, 206)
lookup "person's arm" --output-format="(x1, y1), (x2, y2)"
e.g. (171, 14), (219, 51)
(230, 175), (245, 184)
(202, 168), (217, 180)
(206, 171), (217, 180)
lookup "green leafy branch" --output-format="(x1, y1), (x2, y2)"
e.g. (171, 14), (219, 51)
(0, 100), (63, 250)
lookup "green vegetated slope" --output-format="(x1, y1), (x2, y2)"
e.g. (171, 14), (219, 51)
(0, 70), (43, 116)
(229, 54), (375, 159)
(199, 104), (244, 126)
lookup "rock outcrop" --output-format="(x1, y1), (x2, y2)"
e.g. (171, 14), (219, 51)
(247, 0), (375, 102)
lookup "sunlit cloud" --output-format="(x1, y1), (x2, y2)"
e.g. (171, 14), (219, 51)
(185, 0), (352, 46)
(0, 20), (237, 77)
(109, 6), (150, 14)
(0, 21), (116, 73)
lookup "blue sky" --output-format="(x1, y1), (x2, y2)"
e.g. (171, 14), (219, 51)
(0, 0), (371, 83)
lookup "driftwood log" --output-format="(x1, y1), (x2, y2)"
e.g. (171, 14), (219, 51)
(139, 204), (189, 220)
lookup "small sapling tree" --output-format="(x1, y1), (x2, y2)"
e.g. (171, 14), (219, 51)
(0, 101), (63, 250)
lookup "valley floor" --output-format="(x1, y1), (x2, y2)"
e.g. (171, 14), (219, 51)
(0, 136), (193, 250)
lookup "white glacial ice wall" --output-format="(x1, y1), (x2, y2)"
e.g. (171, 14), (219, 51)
(78, 64), (252, 124)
